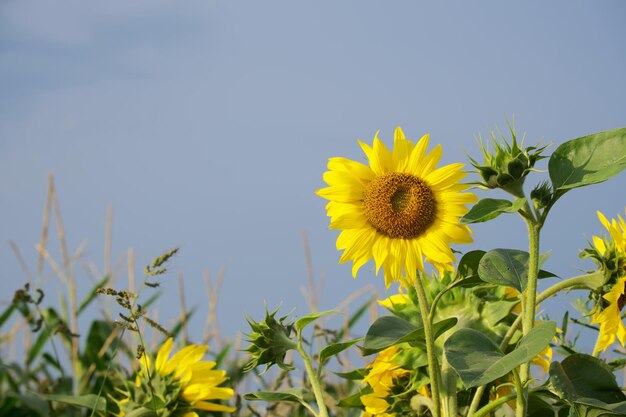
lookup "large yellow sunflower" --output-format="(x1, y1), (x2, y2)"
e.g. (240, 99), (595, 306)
(317, 127), (477, 287)
(132, 338), (236, 416)
(591, 208), (626, 354)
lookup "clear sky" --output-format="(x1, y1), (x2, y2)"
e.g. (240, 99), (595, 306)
(1, 1), (625, 350)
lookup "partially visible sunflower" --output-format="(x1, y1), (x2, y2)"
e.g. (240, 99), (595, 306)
(360, 346), (410, 417)
(589, 208), (626, 354)
(119, 338), (236, 416)
(317, 128), (477, 287)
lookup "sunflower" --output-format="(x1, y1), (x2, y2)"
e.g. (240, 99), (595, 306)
(317, 127), (477, 287)
(590, 208), (626, 354)
(128, 338), (236, 416)
(360, 346), (410, 417)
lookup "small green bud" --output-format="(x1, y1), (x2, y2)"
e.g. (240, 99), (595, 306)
(530, 181), (552, 210)
(243, 306), (297, 373)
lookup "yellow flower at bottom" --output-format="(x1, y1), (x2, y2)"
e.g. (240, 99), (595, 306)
(360, 346), (409, 416)
(134, 338), (236, 414)
(317, 127), (477, 287)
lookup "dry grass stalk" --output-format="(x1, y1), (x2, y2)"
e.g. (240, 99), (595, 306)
(203, 268), (225, 348)
(301, 230), (318, 312)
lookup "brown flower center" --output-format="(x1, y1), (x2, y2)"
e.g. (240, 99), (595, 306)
(363, 172), (437, 239)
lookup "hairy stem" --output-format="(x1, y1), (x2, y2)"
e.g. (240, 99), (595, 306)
(414, 278), (441, 417)
(297, 335), (326, 417)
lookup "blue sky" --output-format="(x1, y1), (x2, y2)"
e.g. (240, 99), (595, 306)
(1, 1), (625, 352)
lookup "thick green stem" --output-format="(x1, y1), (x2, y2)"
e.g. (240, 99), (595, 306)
(519, 222), (540, 386)
(297, 336), (327, 417)
(413, 278), (441, 417)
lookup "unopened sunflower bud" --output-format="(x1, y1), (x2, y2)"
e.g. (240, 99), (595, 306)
(243, 306), (297, 373)
(469, 122), (548, 196)
(530, 181), (553, 210)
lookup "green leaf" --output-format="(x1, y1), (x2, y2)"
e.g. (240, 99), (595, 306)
(550, 353), (626, 405)
(39, 394), (106, 414)
(549, 127), (626, 192)
(244, 388), (306, 403)
(332, 368), (368, 380)
(319, 338), (362, 364)
(362, 316), (457, 355)
(462, 198), (529, 224)
(445, 321), (556, 388)
(462, 198), (513, 223)
(337, 391), (367, 408)
(81, 320), (116, 372)
(478, 249), (531, 292)
(457, 250), (486, 279)
(295, 310), (338, 333)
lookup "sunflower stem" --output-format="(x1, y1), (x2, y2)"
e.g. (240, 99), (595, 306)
(297, 333), (327, 417)
(413, 277), (442, 417)
(519, 218), (541, 416)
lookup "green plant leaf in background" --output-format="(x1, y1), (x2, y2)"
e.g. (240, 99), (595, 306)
(461, 197), (527, 224)
(39, 394), (106, 415)
(319, 338), (362, 365)
(361, 316), (457, 355)
(243, 387), (307, 403)
(549, 127), (626, 192)
(445, 321), (556, 388)
(549, 353), (626, 416)
(457, 250), (486, 279)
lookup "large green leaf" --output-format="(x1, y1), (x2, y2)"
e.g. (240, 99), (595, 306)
(361, 316), (457, 355)
(550, 353), (626, 416)
(478, 249), (555, 292)
(461, 198), (527, 224)
(445, 321), (556, 388)
(549, 127), (626, 192)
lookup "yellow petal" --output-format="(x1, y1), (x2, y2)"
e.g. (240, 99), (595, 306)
(193, 401), (236, 413)
(155, 338), (173, 374)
